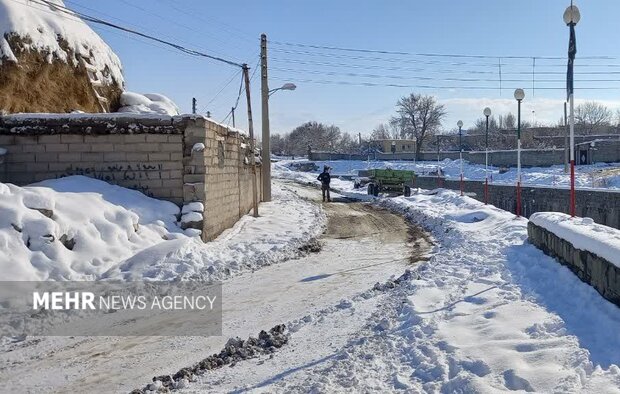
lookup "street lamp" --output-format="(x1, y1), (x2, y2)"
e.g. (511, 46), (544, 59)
(564, 3), (580, 217)
(262, 71), (296, 203)
(268, 83), (296, 97)
(514, 88), (525, 217)
(483, 107), (491, 204)
(457, 120), (464, 196)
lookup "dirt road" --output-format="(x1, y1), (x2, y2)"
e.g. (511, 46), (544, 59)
(0, 182), (431, 393)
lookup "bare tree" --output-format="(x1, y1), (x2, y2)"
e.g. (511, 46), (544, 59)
(615, 109), (620, 127)
(369, 123), (391, 140)
(389, 93), (446, 158)
(575, 101), (611, 134)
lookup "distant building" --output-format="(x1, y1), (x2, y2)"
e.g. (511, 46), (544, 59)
(376, 139), (417, 153)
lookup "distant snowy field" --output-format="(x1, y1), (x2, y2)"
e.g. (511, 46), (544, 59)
(279, 158), (620, 190)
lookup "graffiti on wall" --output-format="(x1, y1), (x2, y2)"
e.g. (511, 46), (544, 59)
(60, 163), (165, 197)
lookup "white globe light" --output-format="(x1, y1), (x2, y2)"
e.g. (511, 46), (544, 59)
(514, 88), (525, 101)
(563, 5), (581, 25)
(457, 120), (463, 128)
(483, 107), (491, 117)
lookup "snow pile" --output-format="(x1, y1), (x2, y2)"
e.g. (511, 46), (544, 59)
(0, 173), (324, 283)
(117, 92), (180, 116)
(530, 212), (620, 267)
(106, 182), (326, 281)
(0, 176), (182, 281)
(0, 0), (123, 85)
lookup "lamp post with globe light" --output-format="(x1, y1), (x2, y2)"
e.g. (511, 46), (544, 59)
(564, 3), (580, 217)
(514, 88), (525, 217)
(457, 120), (464, 196)
(483, 107), (491, 204)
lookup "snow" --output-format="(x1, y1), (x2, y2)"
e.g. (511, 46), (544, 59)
(0, 0), (123, 86)
(279, 158), (620, 190)
(191, 142), (205, 152)
(0, 176), (181, 281)
(117, 91), (180, 116)
(247, 167), (620, 392)
(181, 201), (204, 214)
(107, 182), (325, 281)
(180, 211), (202, 223)
(0, 176), (325, 284)
(531, 212), (620, 268)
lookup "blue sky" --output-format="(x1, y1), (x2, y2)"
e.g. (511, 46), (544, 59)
(68, 0), (620, 136)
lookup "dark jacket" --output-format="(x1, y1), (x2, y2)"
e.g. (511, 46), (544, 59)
(317, 171), (331, 186)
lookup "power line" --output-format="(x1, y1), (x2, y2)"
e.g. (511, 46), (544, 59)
(270, 66), (620, 83)
(269, 76), (620, 91)
(221, 59), (260, 124)
(269, 40), (614, 60)
(28, 0), (244, 68)
(113, 0), (246, 62)
(200, 69), (243, 114)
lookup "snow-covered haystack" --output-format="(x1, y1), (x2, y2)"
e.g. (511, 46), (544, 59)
(0, 0), (124, 113)
(117, 92), (180, 116)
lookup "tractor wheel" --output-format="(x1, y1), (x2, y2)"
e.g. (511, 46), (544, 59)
(367, 183), (375, 195)
(403, 185), (411, 197)
(373, 184), (380, 197)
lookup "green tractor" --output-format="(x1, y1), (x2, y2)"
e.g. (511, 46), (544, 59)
(366, 168), (416, 197)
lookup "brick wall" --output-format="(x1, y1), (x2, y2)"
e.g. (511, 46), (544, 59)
(0, 114), (262, 241)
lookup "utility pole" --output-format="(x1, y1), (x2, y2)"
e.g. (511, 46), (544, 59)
(260, 33), (272, 202)
(243, 64), (259, 217)
(192, 98), (197, 114)
(231, 107), (236, 128)
(564, 101), (569, 173)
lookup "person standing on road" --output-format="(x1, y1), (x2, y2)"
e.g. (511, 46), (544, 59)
(317, 165), (332, 202)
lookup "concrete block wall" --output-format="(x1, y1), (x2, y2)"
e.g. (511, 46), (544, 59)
(413, 176), (620, 230)
(0, 115), (185, 203)
(0, 114), (262, 242)
(528, 221), (620, 307)
(309, 149), (569, 167)
(182, 117), (262, 241)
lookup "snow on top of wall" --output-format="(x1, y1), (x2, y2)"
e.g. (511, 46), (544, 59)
(0, 0), (123, 86)
(117, 92), (180, 116)
(530, 212), (620, 268)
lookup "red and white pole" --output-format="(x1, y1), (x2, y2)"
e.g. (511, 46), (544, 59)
(569, 92), (576, 217)
(460, 149), (464, 196)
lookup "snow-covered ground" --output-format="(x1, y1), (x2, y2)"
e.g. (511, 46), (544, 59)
(3, 167), (620, 392)
(0, 175), (324, 282)
(279, 158), (620, 190)
(243, 166), (620, 392)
